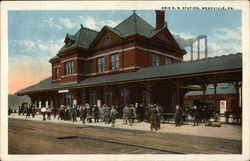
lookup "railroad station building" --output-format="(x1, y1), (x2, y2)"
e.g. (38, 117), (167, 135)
(16, 11), (242, 114)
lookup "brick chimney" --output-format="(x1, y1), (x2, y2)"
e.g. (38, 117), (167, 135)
(155, 10), (165, 30)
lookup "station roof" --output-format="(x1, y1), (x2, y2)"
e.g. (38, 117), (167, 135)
(16, 53), (242, 95)
(58, 12), (183, 53)
(60, 26), (99, 51)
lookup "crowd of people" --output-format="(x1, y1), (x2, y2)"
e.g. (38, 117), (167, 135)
(15, 102), (223, 131)
(18, 102), (164, 131)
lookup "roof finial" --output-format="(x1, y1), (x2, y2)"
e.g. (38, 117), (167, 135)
(80, 24), (83, 28)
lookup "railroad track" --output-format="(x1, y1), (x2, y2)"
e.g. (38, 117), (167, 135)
(8, 123), (186, 154)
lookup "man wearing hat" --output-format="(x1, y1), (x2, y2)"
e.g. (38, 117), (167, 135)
(41, 106), (47, 121)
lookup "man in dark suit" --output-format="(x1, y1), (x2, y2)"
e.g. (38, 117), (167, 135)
(175, 105), (182, 127)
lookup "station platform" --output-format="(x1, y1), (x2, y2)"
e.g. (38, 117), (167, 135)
(8, 113), (242, 141)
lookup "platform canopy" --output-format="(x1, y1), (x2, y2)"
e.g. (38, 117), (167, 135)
(16, 53), (242, 95)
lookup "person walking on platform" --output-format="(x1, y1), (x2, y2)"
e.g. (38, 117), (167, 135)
(26, 103), (32, 119)
(18, 106), (21, 116)
(175, 105), (182, 127)
(104, 105), (111, 124)
(99, 105), (104, 122)
(155, 104), (162, 129)
(47, 106), (52, 120)
(122, 105), (129, 125)
(93, 105), (100, 123)
(192, 105), (199, 126)
(53, 106), (58, 118)
(81, 105), (87, 124)
(72, 105), (77, 122)
(86, 104), (92, 123)
(31, 105), (36, 118)
(128, 105), (137, 126)
(41, 106), (47, 121)
(110, 105), (118, 127)
(149, 105), (158, 131)
(58, 105), (65, 120)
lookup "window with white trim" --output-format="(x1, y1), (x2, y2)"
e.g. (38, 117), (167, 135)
(111, 54), (119, 70)
(97, 57), (104, 72)
(152, 53), (160, 66)
(65, 60), (74, 75)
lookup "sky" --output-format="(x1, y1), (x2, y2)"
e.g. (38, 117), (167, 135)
(8, 10), (242, 94)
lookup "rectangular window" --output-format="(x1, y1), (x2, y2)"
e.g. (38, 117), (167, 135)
(166, 57), (172, 64)
(152, 53), (160, 66)
(65, 60), (74, 75)
(104, 87), (112, 106)
(111, 54), (119, 70)
(89, 89), (97, 106)
(97, 57), (104, 72)
(55, 68), (60, 79)
(120, 88), (129, 105)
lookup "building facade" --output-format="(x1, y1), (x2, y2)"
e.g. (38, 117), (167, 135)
(16, 11), (242, 114)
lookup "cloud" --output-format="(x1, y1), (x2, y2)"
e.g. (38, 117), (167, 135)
(18, 39), (63, 57)
(43, 18), (62, 29)
(78, 16), (121, 31)
(213, 27), (241, 41)
(42, 16), (122, 32)
(58, 17), (78, 29)
(99, 19), (121, 28)
(208, 41), (241, 54)
(79, 16), (98, 30)
(19, 40), (48, 50)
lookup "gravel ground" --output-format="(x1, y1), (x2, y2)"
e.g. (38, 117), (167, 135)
(8, 113), (242, 141)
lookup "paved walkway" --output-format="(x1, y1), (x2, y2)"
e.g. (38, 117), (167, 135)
(8, 113), (242, 141)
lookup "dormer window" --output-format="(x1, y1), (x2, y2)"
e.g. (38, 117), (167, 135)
(64, 34), (75, 47)
(66, 39), (74, 47)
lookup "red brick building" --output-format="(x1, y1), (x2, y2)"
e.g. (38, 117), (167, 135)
(16, 11), (242, 113)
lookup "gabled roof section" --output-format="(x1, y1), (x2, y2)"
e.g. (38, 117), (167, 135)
(114, 13), (155, 37)
(89, 25), (123, 49)
(150, 25), (185, 52)
(59, 25), (99, 52)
